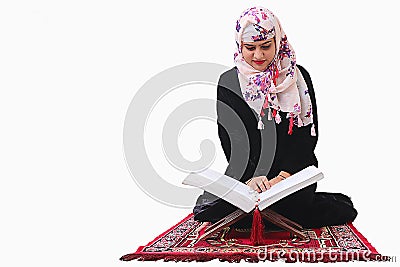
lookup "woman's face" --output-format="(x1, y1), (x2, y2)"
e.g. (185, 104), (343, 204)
(241, 38), (276, 71)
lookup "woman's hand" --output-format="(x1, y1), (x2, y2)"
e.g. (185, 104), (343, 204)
(245, 176), (271, 193)
(269, 171), (291, 186)
(269, 177), (283, 187)
(245, 171), (291, 192)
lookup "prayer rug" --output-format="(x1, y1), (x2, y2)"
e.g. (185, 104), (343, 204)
(120, 213), (386, 263)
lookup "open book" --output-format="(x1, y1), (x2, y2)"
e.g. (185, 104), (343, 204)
(183, 166), (323, 213)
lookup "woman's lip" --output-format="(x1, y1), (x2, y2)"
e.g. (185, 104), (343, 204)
(253, 60), (266, 65)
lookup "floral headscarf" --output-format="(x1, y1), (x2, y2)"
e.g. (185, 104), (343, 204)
(234, 7), (315, 135)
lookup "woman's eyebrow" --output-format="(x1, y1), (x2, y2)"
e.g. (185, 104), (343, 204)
(261, 40), (272, 45)
(244, 40), (272, 47)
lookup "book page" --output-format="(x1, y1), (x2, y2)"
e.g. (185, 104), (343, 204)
(257, 166), (324, 211)
(183, 169), (258, 213)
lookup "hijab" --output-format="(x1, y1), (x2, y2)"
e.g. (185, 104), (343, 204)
(234, 7), (315, 136)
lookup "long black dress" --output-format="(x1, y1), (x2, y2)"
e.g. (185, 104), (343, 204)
(193, 65), (357, 229)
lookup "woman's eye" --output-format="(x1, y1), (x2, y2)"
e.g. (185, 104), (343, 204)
(245, 47), (255, 51)
(261, 45), (271, 49)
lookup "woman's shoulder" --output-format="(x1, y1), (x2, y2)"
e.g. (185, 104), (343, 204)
(218, 67), (241, 95)
(296, 64), (312, 83)
(297, 64), (316, 96)
(219, 67), (238, 82)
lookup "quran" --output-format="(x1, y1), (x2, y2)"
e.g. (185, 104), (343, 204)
(183, 166), (324, 242)
(183, 166), (324, 213)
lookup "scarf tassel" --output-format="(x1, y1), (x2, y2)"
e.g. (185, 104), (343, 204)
(311, 124), (316, 136)
(288, 116), (294, 135)
(273, 67), (279, 86)
(270, 108), (282, 124)
(250, 206), (264, 245)
(257, 115), (264, 130)
(275, 111), (281, 124)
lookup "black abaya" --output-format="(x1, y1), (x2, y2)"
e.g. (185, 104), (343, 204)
(193, 65), (357, 228)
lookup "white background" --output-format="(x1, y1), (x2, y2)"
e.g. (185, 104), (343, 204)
(1, 0), (399, 266)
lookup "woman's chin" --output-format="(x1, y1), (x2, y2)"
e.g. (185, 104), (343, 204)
(252, 65), (268, 71)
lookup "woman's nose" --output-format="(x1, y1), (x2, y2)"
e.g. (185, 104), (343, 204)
(254, 48), (264, 59)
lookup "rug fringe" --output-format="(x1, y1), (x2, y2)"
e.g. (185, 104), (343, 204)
(120, 251), (388, 263)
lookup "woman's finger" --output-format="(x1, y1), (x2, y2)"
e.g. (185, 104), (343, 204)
(256, 182), (263, 192)
(259, 180), (268, 191)
(251, 181), (261, 193)
(261, 177), (271, 190)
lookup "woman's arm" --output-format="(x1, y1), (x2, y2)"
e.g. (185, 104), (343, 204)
(275, 65), (319, 174)
(216, 70), (262, 183)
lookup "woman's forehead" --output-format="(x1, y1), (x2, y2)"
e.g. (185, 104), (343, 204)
(242, 38), (275, 46)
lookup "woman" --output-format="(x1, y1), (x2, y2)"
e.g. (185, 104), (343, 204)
(193, 7), (357, 229)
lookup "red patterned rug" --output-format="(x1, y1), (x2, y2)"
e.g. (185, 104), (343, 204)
(120, 213), (385, 263)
